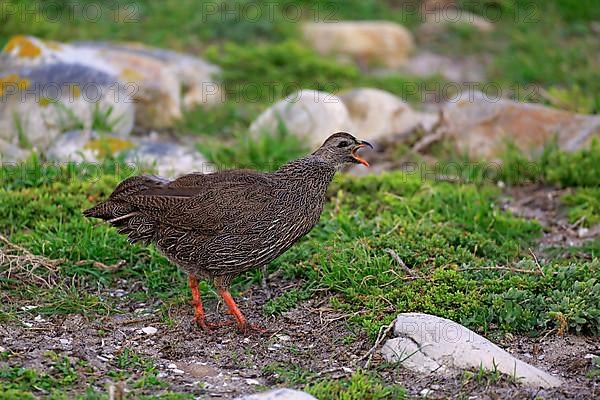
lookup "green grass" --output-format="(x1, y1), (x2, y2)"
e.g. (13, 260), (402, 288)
(305, 371), (406, 400)
(434, 139), (600, 188)
(444, 1), (600, 110)
(1, 1), (599, 398)
(264, 284), (314, 315)
(199, 127), (308, 171)
(562, 188), (600, 228)
(1, 156), (598, 337)
(270, 172), (599, 336)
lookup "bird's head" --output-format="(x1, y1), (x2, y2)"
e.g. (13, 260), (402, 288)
(312, 132), (373, 168)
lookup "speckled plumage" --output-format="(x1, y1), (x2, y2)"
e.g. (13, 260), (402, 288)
(84, 132), (372, 331)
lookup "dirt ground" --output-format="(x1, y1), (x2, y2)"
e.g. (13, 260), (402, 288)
(1, 280), (598, 399)
(1, 185), (598, 399)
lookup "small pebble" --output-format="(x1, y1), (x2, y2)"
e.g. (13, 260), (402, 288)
(167, 363), (178, 369)
(342, 367), (353, 373)
(59, 338), (71, 345)
(96, 355), (109, 362)
(420, 388), (433, 397)
(20, 306), (38, 311)
(430, 384), (440, 390)
(245, 379), (260, 385)
(0, 346), (6, 352)
(34, 315), (45, 322)
(172, 368), (184, 374)
(242, 338), (251, 344)
(276, 334), (291, 341)
(141, 327), (158, 335)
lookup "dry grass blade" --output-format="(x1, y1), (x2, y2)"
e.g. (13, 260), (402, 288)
(358, 320), (396, 368)
(458, 265), (543, 275)
(384, 248), (419, 278)
(0, 234), (62, 288)
(0, 234), (126, 288)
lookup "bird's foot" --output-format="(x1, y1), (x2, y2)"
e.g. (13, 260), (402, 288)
(237, 322), (268, 335)
(194, 317), (234, 332)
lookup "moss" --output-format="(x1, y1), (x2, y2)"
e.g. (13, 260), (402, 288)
(0, 74), (31, 96)
(2, 35), (42, 58)
(84, 137), (135, 157)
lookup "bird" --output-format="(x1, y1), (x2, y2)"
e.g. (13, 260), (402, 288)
(83, 132), (372, 333)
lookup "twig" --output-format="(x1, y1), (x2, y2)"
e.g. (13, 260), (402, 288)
(528, 248), (545, 277)
(410, 109), (446, 154)
(384, 248), (418, 278)
(411, 130), (444, 154)
(459, 266), (542, 275)
(75, 260), (126, 272)
(358, 320), (396, 368)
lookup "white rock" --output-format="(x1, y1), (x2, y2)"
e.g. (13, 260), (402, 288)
(420, 388), (434, 396)
(245, 378), (260, 385)
(234, 388), (317, 400)
(381, 313), (562, 388)
(0, 138), (31, 163)
(250, 90), (354, 147)
(141, 326), (158, 335)
(73, 41), (225, 110)
(167, 363), (177, 369)
(124, 141), (213, 178)
(46, 130), (135, 162)
(0, 346), (6, 352)
(59, 338), (71, 345)
(0, 62), (134, 156)
(302, 21), (414, 68)
(340, 88), (438, 141)
(172, 368), (184, 374)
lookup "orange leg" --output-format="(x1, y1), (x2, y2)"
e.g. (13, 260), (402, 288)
(188, 276), (233, 331)
(218, 288), (267, 334)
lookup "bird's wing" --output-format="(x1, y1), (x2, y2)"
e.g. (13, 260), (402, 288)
(127, 171), (278, 235)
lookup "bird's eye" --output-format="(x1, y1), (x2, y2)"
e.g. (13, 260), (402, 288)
(337, 141), (349, 148)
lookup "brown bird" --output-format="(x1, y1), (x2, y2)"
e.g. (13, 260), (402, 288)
(83, 132), (372, 332)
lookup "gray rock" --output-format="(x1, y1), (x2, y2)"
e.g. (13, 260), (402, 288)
(234, 388), (317, 400)
(401, 51), (487, 83)
(381, 313), (563, 388)
(250, 90), (354, 146)
(124, 141), (213, 178)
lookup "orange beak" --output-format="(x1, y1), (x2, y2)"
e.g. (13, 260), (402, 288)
(351, 140), (373, 167)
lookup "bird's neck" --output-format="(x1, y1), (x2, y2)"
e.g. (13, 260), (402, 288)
(274, 155), (337, 193)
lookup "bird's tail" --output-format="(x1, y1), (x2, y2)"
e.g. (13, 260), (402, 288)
(83, 175), (168, 244)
